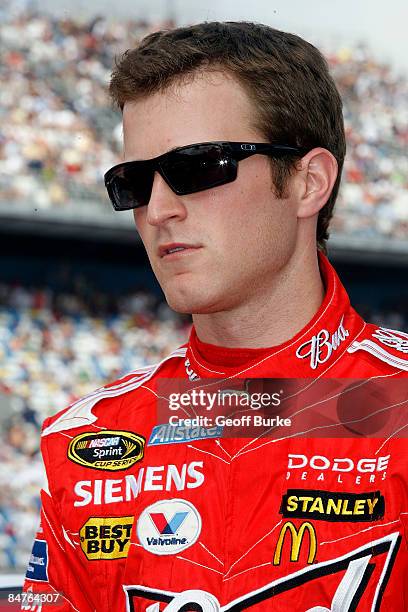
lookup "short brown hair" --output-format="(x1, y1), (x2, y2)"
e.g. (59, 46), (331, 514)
(110, 21), (346, 251)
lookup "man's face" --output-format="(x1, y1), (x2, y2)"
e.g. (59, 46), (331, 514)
(123, 72), (300, 314)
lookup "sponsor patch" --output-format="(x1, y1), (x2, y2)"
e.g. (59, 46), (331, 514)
(148, 423), (222, 446)
(287, 453), (390, 473)
(137, 499), (201, 555)
(80, 516), (134, 560)
(184, 357), (200, 381)
(73, 461), (205, 507)
(280, 489), (385, 522)
(68, 430), (145, 471)
(25, 539), (48, 582)
(372, 327), (408, 353)
(124, 532), (400, 611)
(286, 452), (390, 486)
(295, 315), (349, 369)
(274, 521), (317, 565)
(348, 327), (408, 370)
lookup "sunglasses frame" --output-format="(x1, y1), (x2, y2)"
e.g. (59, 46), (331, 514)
(104, 141), (309, 211)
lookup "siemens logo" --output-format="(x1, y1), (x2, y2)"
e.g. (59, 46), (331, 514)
(73, 461), (204, 506)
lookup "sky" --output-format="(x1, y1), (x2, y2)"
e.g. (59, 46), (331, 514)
(35, 0), (408, 74)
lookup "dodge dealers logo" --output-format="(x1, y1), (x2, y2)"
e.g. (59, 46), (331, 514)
(137, 499), (201, 555)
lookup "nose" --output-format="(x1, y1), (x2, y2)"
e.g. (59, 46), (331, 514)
(146, 171), (187, 227)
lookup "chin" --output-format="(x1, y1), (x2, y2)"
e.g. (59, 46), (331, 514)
(164, 288), (219, 315)
(165, 295), (209, 315)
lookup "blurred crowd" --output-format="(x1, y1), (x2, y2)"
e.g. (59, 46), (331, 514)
(329, 47), (408, 239)
(0, 11), (407, 237)
(0, 281), (189, 570)
(0, 10), (173, 212)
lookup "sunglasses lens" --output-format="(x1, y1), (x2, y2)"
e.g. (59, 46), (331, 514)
(161, 144), (237, 194)
(105, 163), (153, 211)
(105, 145), (238, 210)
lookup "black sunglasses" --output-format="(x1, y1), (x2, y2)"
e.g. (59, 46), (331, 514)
(104, 141), (309, 211)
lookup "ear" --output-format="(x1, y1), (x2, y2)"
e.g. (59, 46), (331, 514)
(296, 148), (338, 219)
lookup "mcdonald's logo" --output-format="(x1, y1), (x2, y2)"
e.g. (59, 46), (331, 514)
(273, 521), (317, 565)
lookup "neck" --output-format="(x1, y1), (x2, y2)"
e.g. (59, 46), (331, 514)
(192, 249), (325, 348)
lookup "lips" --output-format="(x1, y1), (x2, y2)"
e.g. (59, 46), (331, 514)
(158, 243), (202, 258)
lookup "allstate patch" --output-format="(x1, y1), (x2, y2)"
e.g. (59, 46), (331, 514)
(25, 539), (48, 582)
(148, 424), (222, 446)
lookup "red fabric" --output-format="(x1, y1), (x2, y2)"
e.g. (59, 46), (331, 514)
(23, 254), (408, 611)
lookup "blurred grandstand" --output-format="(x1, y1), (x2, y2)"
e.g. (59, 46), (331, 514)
(0, 9), (408, 250)
(0, 281), (189, 570)
(0, 7), (407, 574)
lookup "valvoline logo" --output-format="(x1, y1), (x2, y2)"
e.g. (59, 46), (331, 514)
(150, 511), (188, 535)
(137, 499), (201, 556)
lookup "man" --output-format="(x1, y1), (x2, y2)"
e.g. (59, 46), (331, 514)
(23, 22), (407, 611)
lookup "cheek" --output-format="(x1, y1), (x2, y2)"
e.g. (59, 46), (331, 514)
(216, 184), (297, 264)
(133, 208), (144, 228)
(133, 210), (159, 261)
(133, 209), (149, 243)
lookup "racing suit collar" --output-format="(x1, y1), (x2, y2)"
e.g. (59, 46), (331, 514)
(185, 252), (365, 379)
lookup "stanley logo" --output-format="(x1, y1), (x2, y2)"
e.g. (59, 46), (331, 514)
(68, 430), (145, 471)
(80, 516), (134, 560)
(273, 521), (317, 565)
(280, 489), (385, 522)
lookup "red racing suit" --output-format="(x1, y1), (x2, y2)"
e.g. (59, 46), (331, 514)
(23, 254), (408, 611)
